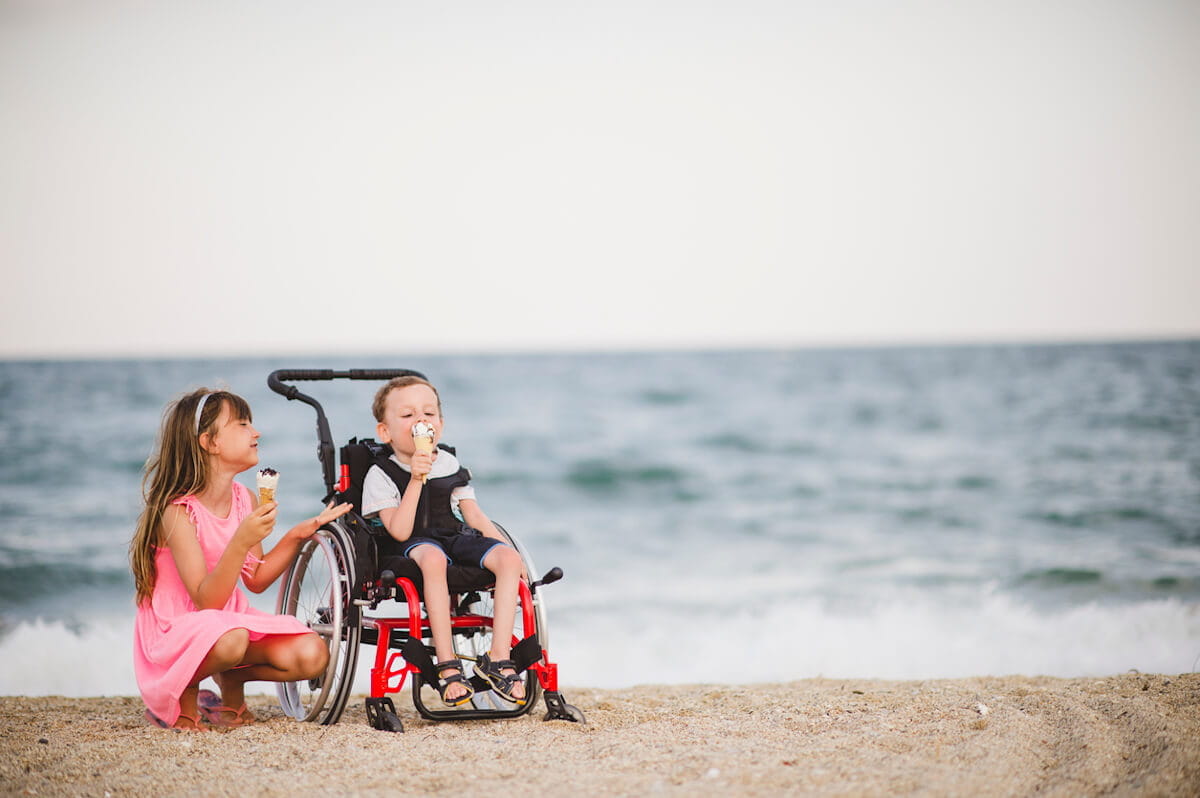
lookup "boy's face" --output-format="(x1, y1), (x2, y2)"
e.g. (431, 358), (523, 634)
(376, 383), (442, 456)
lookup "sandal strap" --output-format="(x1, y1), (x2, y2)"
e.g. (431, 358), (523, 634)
(478, 654), (517, 674)
(436, 669), (475, 706)
(436, 659), (464, 673)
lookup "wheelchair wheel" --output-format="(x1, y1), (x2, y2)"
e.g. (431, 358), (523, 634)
(497, 523), (551, 655)
(276, 522), (360, 724)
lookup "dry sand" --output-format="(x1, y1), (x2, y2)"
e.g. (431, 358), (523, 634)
(2, 673), (1198, 797)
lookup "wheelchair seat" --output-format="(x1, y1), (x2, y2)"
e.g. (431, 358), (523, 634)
(376, 551), (498, 595)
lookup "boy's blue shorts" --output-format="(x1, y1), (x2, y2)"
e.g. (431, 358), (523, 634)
(403, 528), (507, 570)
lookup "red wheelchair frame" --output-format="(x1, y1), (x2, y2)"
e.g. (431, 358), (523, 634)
(269, 368), (583, 732)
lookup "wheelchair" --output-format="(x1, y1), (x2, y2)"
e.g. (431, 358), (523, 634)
(266, 369), (585, 732)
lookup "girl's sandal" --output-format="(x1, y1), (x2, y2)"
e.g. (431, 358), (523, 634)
(476, 653), (528, 706)
(144, 709), (208, 731)
(435, 659), (476, 707)
(197, 702), (256, 728)
(198, 688), (256, 728)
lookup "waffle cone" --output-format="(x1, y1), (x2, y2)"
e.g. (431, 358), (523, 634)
(258, 488), (275, 504)
(413, 437), (434, 483)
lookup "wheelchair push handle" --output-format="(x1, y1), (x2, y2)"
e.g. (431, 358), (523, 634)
(267, 368), (431, 503)
(268, 368), (429, 398)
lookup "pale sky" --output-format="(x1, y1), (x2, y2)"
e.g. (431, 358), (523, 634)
(2, 0), (1198, 358)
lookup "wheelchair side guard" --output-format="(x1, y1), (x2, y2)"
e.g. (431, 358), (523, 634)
(510, 635), (541, 672)
(402, 636), (440, 684)
(365, 697), (404, 733)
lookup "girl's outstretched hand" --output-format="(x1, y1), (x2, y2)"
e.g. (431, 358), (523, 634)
(315, 501), (353, 527)
(288, 501), (353, 540)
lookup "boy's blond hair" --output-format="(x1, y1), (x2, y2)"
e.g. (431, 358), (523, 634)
(372, 376), (442, 421)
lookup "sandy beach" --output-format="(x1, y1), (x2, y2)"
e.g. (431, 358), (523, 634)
(2, 673), (1197, 796)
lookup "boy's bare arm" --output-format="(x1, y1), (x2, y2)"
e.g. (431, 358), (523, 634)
(459, 499), (501, 540)
(378, 477), (424, 542)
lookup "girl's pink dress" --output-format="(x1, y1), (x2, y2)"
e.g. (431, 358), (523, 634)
(133, 482), (313, 725)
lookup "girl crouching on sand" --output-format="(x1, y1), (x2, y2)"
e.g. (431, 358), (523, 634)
(130, 388), (351, 730)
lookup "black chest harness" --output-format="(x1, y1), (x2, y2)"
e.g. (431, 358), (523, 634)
(370, 451), (473, 536)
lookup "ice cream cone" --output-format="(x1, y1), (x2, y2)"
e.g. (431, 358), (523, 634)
(256, 468), (279, 505)
(411, 422), (436, 483)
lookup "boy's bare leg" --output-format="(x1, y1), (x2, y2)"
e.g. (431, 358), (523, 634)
(483, 545), (526, 701)
(410, 545), (470, 702)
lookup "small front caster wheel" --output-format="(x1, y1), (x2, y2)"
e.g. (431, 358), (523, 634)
(365, 697), (405, 732)
(542, 690), (586, 723)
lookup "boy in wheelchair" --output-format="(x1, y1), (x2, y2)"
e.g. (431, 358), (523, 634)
(361, 376), (528, 706)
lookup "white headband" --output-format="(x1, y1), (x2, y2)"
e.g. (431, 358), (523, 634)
(194, 392), (215, 435)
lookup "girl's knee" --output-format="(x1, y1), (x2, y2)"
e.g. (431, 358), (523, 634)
(295, 634), (329, 678)
(211, 628), (250, 665)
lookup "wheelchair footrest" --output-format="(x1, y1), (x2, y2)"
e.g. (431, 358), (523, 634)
(365, 696), (404, 732)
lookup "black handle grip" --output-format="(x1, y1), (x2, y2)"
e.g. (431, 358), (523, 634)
(532, 567), (564, 592)
(273, 369), (338, 382)
(268, 368), (428, 398)
(345, 369), (428, 381)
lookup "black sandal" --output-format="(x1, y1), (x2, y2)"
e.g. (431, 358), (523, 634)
(476, 653), (527, 706)
(435, 659), (475, 707)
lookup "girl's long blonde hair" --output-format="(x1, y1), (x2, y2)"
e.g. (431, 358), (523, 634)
(130, 388), (252, 605)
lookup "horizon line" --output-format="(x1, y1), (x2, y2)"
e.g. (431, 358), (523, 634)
(2, 331), (1198, 363)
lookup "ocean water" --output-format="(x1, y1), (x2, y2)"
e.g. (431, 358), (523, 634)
(1, 342), (1198, 697)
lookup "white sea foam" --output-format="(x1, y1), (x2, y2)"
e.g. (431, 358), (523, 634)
(0, 617), (135, 698)
(551, 595), (1200, 688)
(2, 597), (1196, 698)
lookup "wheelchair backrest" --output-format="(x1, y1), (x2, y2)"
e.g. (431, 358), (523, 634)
(337, 437), (458, 514)
(337, 437), (391, 513)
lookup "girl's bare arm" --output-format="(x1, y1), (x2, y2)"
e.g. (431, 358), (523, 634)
(241, 501), (354, 593)
(163, 503), (269, 610)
